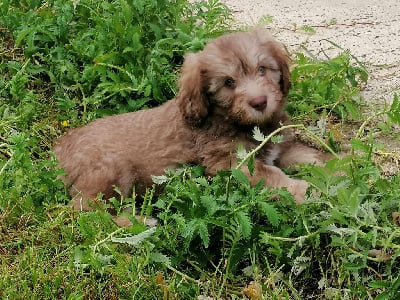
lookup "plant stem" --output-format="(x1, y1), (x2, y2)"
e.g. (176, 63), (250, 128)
(355, 111), (385, 140)
(262, 231), (317, 243)
(236, 124), (339, 170)
(166, 264), (198, 283)
(92, 227), (125, 253)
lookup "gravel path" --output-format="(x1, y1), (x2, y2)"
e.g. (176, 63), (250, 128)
(221, 0), (400, 104)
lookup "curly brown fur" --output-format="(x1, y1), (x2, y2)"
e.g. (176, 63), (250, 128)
(53, 29), (328, 225)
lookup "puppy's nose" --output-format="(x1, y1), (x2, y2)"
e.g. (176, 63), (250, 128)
(249, 96), (267, 111)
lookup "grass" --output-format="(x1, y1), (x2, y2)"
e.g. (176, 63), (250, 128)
(1, 0), (400, 298)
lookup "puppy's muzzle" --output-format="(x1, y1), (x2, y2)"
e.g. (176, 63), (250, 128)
(249, 96), (268, 111)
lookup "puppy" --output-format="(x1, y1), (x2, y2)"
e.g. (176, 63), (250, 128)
(53, 29), (326, 225)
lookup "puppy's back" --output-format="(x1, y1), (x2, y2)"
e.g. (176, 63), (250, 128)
(53, 100), (195, 202)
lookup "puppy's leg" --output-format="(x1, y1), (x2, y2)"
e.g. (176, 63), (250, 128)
(241, 160), (309, 204)
(113, 215), (158, 227)
(70, 189), (100, 212)
(277, 142), (331, 169)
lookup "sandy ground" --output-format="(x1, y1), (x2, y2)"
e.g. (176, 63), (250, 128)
(221, 0), (400, 104)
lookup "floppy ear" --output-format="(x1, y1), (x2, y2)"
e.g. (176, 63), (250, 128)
(276, 47), (291, 97)
(176, 53), (209, 126)
(265, 41), (291, 97)
(254, 29), (292, 97)
(266, 42), (291, 97)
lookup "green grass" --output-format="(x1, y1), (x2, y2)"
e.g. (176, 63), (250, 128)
(1, 0), (400, 298)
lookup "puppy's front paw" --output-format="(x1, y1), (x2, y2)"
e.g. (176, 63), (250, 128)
(286, 179), (309, 204)
(113, 215), (158, 227)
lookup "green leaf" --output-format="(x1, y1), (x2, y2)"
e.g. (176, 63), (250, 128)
(343, 100), (360, 119)
(337, 187), (361, 216)
(200, 195), (218, 216)
(197, 221), (210, 248)
(257, 15), (274, 26)
(388, 93), (400, 124)
(390, 276), (400, 294)
(247, 154), (255, 175)
(326, 224), (356, 238)
(15, 27), (35, 46)
(182, 219), (210, 248)
(270, 134), (283, 143)
(150, 252), (171, 265)
(111, 227), (156, 246)
(350, 139), (372, 153)
(258, 202), (280, 227)
(182, 219), (196, 246)
(301, 25), (316, 34)
(194, 177), (209, 187)
(231, 169), (250, 186)
(369, 280), (390, 289)
(374, 292), (390, 300)
(235, 211), (252, 239)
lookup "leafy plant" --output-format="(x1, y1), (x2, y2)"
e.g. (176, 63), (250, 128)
(1, 0), (400, 298)
(1, 0), (232, 122)
(67, 106), (400, 298)
(289, 50), (368, 121)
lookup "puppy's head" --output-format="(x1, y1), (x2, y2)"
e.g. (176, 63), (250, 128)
(177, 29), (291, 126)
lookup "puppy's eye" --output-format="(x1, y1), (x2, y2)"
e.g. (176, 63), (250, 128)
(224, 78), (235, 88)
(258, 66), (267, 75)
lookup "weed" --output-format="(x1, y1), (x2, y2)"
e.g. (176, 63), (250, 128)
(1, 0), (232, 122)
(289, 49), (368, 121)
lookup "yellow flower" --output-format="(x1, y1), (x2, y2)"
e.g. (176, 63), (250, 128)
(61, 120), (69, 127)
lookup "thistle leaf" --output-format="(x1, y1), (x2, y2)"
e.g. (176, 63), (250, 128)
(150, 252), (171, 265)
(183, 219), (210, 248)
(182, 220), (196, 248)
(247, 154), (255, 175)
(235, 211), (252, 239)
(197, 221), (210, 248)
(232, 169), (250, 186)
(271, 134), (283, 143)
(200, 195), (219, 216)
(111, 227), (156, 246)
(236, 144), (248, 160)
(253, 126), (265, 142)
(258, 202), (280, 227)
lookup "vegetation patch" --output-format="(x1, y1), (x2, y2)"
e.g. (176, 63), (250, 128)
(1, 0), (400, 298)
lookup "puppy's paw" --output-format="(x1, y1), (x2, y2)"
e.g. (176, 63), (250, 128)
(112, 215), (158, 227)
(286, 179), (309, 204)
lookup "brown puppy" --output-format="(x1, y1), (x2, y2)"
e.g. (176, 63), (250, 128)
(53, 29), (326, 222)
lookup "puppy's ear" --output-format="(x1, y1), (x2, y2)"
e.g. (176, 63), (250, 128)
(254, 29), (292, 97)
(267, 42), (291, 97)
(276, 48), (291, 97)
(177, 53), (209, 126)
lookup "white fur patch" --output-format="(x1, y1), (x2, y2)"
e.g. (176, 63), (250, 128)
(264, 145), (281, 165)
